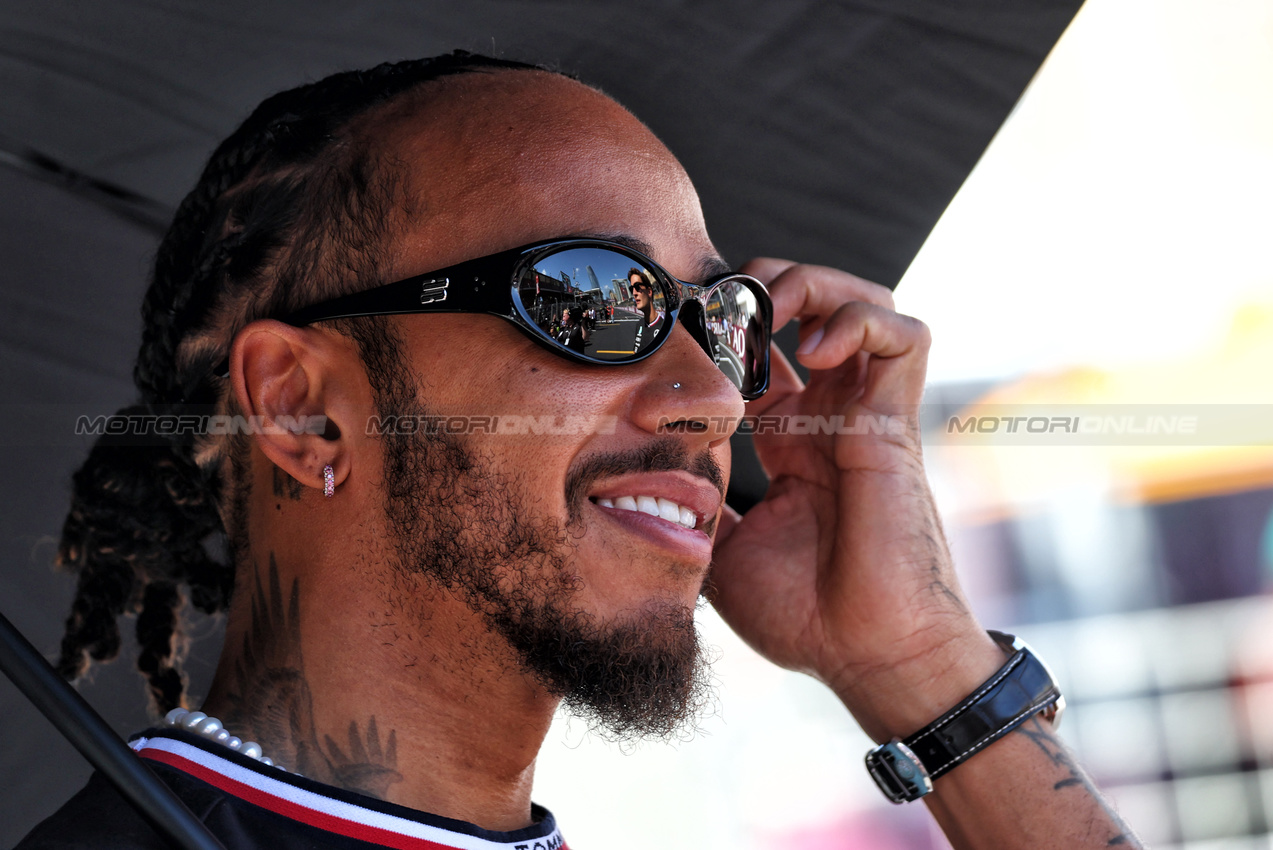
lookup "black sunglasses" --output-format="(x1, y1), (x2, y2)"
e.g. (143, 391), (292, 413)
(273, 237), (772, 399)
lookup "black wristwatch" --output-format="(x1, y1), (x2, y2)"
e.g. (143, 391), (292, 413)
(864, 631), (1065, 804)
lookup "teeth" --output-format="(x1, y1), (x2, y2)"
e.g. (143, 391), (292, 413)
(594, 494), (699, 529)
(657, 498), (680, 522)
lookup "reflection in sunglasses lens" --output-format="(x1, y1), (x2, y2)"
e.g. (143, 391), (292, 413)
(704, 279), (764, 396)
(515, 247), (670, 362)
(513, 246), (765, 395)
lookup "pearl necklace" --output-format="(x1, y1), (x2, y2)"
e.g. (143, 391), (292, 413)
(163, 707), (292, 772)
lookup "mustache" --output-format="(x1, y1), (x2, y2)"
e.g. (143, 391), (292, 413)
(565, 437), (725, 528)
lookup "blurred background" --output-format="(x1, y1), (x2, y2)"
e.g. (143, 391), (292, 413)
(3, 1), (1271, 849)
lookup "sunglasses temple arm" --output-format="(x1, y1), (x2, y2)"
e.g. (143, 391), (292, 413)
(282, 256), (514, 327)
(0, 607), (228, 850)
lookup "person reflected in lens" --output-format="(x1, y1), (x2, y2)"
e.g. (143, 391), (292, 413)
(555, 305), (589, 353)
(628, 268), (665, 352)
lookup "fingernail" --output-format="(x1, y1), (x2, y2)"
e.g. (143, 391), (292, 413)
(796, 327), (824, 356)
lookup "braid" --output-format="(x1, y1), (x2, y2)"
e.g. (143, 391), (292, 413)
(56, 51), (553, 713)
(135, 581), (185, 713)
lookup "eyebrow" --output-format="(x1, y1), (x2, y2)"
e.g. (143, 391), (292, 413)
(573, 231), (733, 283)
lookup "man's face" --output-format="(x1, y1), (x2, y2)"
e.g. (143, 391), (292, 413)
(631, 277), (652, 311)
(351, 71), (744, 737)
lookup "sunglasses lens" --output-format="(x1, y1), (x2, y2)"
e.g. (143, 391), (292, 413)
(513, 245), (770, 397)
(514, 247), (672, 361)
(703, 277), (769, 397)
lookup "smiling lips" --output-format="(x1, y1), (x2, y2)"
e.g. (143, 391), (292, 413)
(594, 495), (698, 529)
(584, 471), (722, 550)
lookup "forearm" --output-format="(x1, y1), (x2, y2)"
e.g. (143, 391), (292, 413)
(923, 717), (1141, 849)
(836, 633), (1139, 850)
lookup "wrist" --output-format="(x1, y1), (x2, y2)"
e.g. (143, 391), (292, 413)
(832, 628), (1007, 743)
(863, 631), (1067, 804)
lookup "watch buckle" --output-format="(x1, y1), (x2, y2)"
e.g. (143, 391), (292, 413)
(865, 739), (933, 804)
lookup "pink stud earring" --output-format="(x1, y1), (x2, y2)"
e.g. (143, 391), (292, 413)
(323, 464), (335, 498)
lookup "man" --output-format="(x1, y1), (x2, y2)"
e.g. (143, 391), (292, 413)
(555, 306), (588, 354)
(22, 52), (1140, 848)
(628, 267), (665, 353)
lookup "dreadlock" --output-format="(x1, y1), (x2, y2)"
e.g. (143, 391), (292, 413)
(54, 51), (550, 714)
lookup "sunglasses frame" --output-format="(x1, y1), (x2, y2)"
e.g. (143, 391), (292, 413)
(280, 237), (772, 399)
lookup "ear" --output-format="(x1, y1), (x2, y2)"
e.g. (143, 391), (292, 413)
(227, 320), (353, 495)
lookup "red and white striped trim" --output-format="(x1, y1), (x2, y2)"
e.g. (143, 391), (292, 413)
(130, 736), (565, 850)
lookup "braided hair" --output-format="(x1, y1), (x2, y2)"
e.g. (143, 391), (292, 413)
(54, 51), (549, 714)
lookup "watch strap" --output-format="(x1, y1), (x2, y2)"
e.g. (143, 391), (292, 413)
(865, 630), (1063, 803)
(904, 631), (1061, 780)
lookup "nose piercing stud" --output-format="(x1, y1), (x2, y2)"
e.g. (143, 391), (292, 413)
(673, 382), (682, 390)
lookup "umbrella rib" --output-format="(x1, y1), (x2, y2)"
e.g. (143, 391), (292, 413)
(0, 135), (172, 234)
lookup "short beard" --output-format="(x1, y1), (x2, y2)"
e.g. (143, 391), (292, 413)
(488, 590), (711, 742)
(350, 319), (712, 740)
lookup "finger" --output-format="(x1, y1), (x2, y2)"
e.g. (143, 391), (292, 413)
(749, 262), (895, 333)
(795, 301), (931, 401)
(737, 257), (798, 285)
